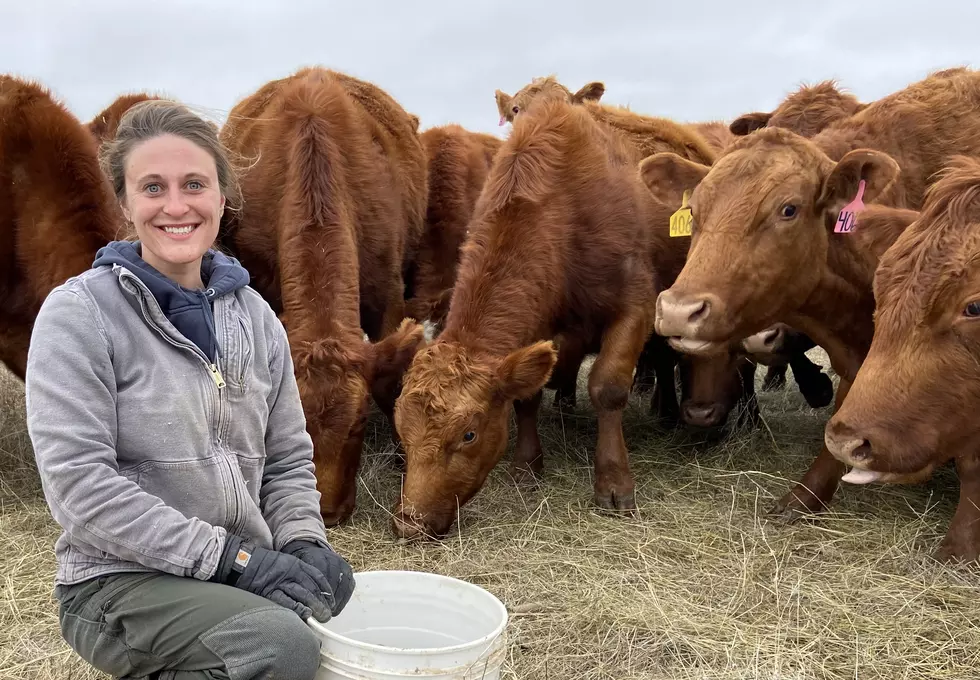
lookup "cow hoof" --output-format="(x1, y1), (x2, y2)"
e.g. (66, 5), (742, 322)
(801, 373), (835, 409)
(508, 464), (543, 488)
(934, 535), (980, 564)
(594, 487), (637, 514)
(765, 490), (827, 523)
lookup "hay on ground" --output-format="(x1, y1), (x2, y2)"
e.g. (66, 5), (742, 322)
(2, 351), (979, 680)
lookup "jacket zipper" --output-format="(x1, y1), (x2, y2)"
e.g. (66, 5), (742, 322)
(120, 270), (245, 534)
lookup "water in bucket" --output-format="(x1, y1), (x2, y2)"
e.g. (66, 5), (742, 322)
(308, 570), (508, 680)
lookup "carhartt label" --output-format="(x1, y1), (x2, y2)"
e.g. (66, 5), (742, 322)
(669, 190), (693, 237)
(834, 179), (866, 234)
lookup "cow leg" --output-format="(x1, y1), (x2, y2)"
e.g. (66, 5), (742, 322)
(509, 390), (544, 486)
(632, 341), (657, 395)
(380, 285), (408, 340)
(586, 304), (652, 513)
(549, 334), (586, 410)
(646, 336), (680, 425)
(768, 378), (850, 520)
(788, 351), (835, 409)
(936, 451), (980, 563)
(762, 364), (788, 391)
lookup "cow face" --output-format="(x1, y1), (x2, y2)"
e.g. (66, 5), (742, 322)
(391, 340), (556, 539)
(826, 156), (980, 485)
(646, 129), (899, 354)
(495, 77), (604, 126)
(678, 350), (759, 429)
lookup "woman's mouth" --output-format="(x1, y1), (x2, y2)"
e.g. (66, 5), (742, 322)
(156, 223), (199, 239)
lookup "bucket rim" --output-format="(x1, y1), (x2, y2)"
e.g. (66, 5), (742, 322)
(308, 569), (509, 656)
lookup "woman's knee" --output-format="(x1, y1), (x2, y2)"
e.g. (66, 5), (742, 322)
(200, 606), (321, 680)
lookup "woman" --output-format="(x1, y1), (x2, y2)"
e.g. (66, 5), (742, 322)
(26, 99), (354, 680)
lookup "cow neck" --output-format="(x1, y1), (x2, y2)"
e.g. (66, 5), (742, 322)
(788, 235), (880, 382)
(439, 229), (555, 358)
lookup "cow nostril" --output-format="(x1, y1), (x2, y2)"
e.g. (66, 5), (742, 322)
(688, 299), (709, 324)
(762, 328), (780, 348)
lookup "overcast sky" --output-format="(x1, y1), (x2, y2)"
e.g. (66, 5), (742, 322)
(4, 1), (979, 138)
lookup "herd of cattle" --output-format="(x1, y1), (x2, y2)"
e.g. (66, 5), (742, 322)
(4, 64), (980, 564)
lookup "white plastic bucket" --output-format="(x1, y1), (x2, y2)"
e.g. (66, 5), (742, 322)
(308, 570), (508, 680)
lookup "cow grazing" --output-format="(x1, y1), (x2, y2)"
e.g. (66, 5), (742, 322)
(219, 67), (427, 525)
(406, 123), (502, 330)
(0, 75), (125, 380)
(87, 92), (162, 145)
(729, 80), (867, 139)
(825, 156), (980, 562)
(392, 96), (708, 539)
(650, 67), (980, 518)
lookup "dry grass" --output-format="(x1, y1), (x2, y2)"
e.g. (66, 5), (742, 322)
(3, 352), (980, 680)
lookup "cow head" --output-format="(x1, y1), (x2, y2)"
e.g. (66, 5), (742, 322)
(391, 340), (557, 538)
(730, 81), (867, 139)
(495, 76), (605, 126)
(825, 156), (980, 487)
(645, 129), (900, 353)
(678, 349), (759, 429)
(292, 319), (425, 525)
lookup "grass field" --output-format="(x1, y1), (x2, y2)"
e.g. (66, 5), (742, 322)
(2, 353), (979, 680)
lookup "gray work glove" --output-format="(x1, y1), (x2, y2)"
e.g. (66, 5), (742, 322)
(282, 539), (355, 616)
(210, 534), (336, 622)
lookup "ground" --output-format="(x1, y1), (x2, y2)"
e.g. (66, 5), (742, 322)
(2, 350), (979, 680)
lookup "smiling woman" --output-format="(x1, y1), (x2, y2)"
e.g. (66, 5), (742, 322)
(25, 99), (357, 680)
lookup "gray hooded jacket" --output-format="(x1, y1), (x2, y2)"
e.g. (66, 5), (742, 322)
(25, 242), (329, 586)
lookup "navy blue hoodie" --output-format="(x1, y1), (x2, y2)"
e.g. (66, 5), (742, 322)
(92, 241), (250, 363)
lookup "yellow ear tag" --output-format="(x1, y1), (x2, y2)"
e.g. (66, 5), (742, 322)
(669, 191), (693, 238)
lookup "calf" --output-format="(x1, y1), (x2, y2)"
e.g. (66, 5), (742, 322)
(220, 67), (427, 525)
(729, 79), (867, 139)
(825, 156), (980, 562)
(392, 97), (693, 539)
(406, 123), (502, 331)
(87, 93), (162, 145)
(650, 67), (980, 518)
(0, 75), (123, 381)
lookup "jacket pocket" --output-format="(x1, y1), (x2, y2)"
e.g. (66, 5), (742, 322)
(130, 457), (231, 529)
(228, 315), (253, 392)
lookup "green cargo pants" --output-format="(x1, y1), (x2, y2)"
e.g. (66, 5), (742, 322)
(54, 571), (323, 679)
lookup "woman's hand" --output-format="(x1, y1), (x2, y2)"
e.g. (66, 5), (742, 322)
(282, 539), (355, 615)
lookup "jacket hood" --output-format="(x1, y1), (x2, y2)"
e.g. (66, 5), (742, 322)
(92, 240), (251, 362)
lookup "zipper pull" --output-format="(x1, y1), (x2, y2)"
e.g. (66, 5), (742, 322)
(208, 363), (226, 389)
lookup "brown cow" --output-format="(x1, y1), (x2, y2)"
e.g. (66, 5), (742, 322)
(87, 92), (162, 145)
(495, 76), (605, 126)
(390, 92), (794, 538)
(219, 67), (427, 525)
(0, 75), (125, 381)
(825, 156), (980, 562)
(405, 123), (502, 330)
(650, 67), (980, 518)
(729, 80), (867, 139)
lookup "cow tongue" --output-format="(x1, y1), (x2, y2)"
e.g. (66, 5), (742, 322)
(841, 467), (882, 484)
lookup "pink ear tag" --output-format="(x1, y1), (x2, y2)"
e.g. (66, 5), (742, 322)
(833, 179), (866, 234)
(498, 115), (507, 126)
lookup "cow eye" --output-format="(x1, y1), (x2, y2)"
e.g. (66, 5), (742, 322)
(964, 301), (980, 317)
(779, 204), (798, 219)
(462, 431), (477, 444)
(512, 106), (519, 114)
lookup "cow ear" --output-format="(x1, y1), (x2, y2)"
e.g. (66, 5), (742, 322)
(638, 152), (710, 209)
(494, 90), (511, 116)
(366, 319), (427, 406)
(572, 81), (605, 103)
(495, 341), (558, 402)
(729, 111), (772, 136)
(818, 149), (900, 216)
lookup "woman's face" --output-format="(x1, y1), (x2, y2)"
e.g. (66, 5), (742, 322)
(121, 133), (225, 287)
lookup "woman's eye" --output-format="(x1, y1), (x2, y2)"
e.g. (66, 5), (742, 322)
(964, 301), (980, 317)
(187, 180), (202, 190)
(145, 183), (161, 194)
(779, 204), (798, 219)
